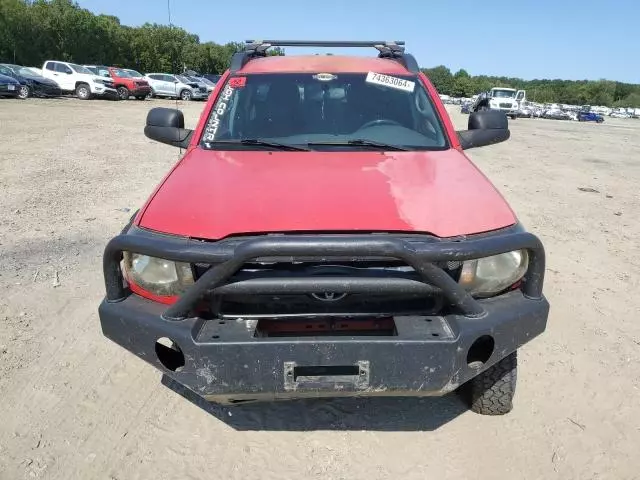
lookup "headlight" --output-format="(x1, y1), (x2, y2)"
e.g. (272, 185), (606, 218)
(458, 250), (528, 298)
(123, 252), (194, 297)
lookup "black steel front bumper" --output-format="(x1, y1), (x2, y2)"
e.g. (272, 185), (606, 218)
(99, 226), (549, 402)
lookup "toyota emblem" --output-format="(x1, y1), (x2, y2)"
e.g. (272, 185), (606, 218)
(310, 292), (348, 302)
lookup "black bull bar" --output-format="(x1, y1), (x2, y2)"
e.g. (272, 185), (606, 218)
(103, 227), (545, 320)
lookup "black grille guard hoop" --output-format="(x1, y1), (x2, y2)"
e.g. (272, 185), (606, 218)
(103, 227), (545, 320)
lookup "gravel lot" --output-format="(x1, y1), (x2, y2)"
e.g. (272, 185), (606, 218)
(1, 97), (639, 480)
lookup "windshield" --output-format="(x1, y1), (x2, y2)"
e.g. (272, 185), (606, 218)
(94, 66), (110, 77)
(176, 75), (191, 84)
(201, 72), (447, 151)
(200, 78), (215, 86)
(0, 64), (19, 73)
(17, 67), (42, 78)
(71, 63), (94, 75)
(112, 68), (132, 77)
(126, 69), (143, 77)
(491, 89), (516, 98)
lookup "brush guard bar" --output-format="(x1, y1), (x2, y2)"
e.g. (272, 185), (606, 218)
(103, 226), (545, 321)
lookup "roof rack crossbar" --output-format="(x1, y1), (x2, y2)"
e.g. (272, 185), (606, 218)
(244, 40), (405, 48)
(230, 40), (419, 74)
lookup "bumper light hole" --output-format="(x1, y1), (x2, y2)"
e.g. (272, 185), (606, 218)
(155, 337), (185, 372)
(467, 335), (495, 368)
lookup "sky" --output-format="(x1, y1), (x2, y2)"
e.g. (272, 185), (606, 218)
(77, 0), (639, 83)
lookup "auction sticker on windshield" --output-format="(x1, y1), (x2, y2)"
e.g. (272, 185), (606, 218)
(366, 72), (415, 92)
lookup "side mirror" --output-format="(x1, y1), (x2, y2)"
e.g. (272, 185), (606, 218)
(457, 110), (510, 150)
(144, 107), (193, 149)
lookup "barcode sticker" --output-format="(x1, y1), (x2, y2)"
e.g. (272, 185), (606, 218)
(366, 72), (415, 92)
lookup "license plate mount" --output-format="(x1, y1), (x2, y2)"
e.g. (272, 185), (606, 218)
(284, 361), (370, 391)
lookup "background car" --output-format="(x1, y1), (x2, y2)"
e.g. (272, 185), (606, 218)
(143, 73), (208, 101)
(515, 107), (532, 118)
(109, 67), (151, 100)
(183, 75), (213, 95)
(542, 108), (571, 120)
(0, 63), (61, 98)
(0, 73), (20, 98)
(577, 111), (604, 122)
(183, 69), (218, 93)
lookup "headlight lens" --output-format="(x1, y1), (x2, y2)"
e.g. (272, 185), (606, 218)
(458, 250), (528, 298)
(123, 252), (194, 297)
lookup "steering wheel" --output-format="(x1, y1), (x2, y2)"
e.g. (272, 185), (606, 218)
(358, 119), (402, 129)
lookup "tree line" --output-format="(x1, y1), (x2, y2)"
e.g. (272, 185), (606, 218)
(0, 0), (283, 75)
(1, 0), (638, 107)
(422, 66), (640, 108)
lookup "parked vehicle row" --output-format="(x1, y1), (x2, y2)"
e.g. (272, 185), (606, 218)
(0, 60), (221, 102)
(460, 99), (608, 123)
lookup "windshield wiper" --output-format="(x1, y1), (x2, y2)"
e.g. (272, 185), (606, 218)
(207, 139), (310, 151)
(307, 139), (409, 151)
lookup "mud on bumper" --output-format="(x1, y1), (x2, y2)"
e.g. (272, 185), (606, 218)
(99, 227), (549, 402)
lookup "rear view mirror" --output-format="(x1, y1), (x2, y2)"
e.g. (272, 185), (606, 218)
(144, 107), (193, 149)
(457, 110), (510, 150)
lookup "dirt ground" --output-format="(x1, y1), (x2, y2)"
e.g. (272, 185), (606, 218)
(1, 97), (639, 480)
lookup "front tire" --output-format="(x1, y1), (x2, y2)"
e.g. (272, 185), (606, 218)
(18, 85), (30, 99)
(180, 89), (192, 101)
(463, 351), (517, 415)
(75, 83), (91, 100)
(117, 86), (130, 100)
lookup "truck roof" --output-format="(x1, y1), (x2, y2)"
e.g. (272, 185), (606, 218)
(237, 55), (412, 75)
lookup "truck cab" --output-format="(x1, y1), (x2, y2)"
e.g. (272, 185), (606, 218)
(473, 87), (526, 119)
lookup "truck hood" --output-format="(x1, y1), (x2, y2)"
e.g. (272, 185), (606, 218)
(138, 148), (516, 239)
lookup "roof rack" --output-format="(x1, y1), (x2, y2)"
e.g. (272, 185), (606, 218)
(229, 40), (419, 73)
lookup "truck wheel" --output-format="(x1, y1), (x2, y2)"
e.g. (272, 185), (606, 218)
(76, 83), (91, 100)
(117, 86), (130, 100)
(18, 85), (31, 99)
(180, 89), (192, 101)
(464, 351), (517, 415)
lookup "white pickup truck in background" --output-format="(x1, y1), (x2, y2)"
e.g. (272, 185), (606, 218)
(41, 60), (118, 100)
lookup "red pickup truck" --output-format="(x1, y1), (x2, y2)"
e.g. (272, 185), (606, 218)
(99, 40), (549, 416)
